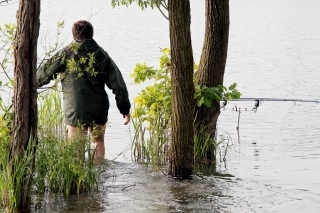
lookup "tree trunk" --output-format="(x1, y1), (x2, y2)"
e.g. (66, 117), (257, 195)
(194, 0), (230, 160)
(9, 0), (40, 210)
(168, 0), (195, 178)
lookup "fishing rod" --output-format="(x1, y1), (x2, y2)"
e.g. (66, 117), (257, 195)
(220, 97), (320, 129)
(220, 98), (320, 112)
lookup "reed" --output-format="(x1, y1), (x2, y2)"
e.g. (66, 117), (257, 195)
(0, 88), (103, 212)
(0, 131), (15, 212)
(193, 124), (229, 163)
(0, 120), (36, 211)
(131, 106), (170, 168)
(36, 88), (102, 196)
(131, 112), (229, 167)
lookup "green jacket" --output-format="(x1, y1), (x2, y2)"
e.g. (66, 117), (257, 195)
(37, 39), (131, 126)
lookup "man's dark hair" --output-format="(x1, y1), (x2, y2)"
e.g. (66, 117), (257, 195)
(72, 20), (94, 41)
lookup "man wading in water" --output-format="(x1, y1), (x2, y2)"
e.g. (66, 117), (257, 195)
(37, 20), (131, 164)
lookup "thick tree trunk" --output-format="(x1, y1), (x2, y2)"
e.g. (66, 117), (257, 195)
(9, 0), (40, 210)
(168, 0), (195, 178)
(194, 0), (230, 160)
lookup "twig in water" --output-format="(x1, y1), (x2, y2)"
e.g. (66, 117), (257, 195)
(161, 170), (168, 176)
(122, 183), (136, 191)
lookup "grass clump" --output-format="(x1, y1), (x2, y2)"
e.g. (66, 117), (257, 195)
(0, 117), (15, 212)
(36, 88), (102, 196)
(0, 87), (103, 212)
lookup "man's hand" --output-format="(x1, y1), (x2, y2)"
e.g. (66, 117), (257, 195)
(123, 114), (131, 125)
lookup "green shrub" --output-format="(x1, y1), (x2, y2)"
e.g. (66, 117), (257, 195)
(130, 48), (241, 166)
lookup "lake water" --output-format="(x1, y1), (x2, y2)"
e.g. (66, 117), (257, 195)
(1, 0), (320, 212)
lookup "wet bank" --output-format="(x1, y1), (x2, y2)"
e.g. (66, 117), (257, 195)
(31, 158), (320, 213)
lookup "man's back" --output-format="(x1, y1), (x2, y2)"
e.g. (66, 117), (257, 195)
(37, 39), (131, 126)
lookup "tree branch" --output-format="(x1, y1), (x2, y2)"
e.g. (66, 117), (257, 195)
(0, 63), (11, 81)
(160, 0), (168, 10)
(157, 5), (168, 20)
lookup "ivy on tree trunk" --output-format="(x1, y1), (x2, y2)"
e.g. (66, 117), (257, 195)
(194, 0), (230, 160)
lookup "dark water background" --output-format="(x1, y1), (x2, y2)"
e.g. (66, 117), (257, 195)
(1, 0), (320, 212)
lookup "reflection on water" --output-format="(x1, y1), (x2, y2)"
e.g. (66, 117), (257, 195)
(32, 161), (320, 213)
(34, 193), (107, 213)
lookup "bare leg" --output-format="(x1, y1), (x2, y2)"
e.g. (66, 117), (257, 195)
(88, 124), (106, 165)
(66, 125), (88, 161)
(67, 125), (88, 139)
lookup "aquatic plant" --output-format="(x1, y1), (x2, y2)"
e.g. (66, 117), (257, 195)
(130, 48), (240, 167)
(130, 48), (171, 168)
(35, 88), (102, 196)
(0, 110), (37, 212)
(0, 79), (15, 211)
(0, 88), (103, 212)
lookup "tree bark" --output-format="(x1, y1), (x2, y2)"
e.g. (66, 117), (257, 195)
(9, 0), (40, 210)
(168, 0), (195, 178)
(194, 0), (230, 160)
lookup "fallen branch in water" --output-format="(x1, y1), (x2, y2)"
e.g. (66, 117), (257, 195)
(122, 183), (136, 191)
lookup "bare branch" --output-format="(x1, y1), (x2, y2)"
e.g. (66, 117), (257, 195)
(0, 0), (17, 6)
(160, 0), (168, 10)
(122, 183), (136, 191)
(0, 62), (11, 81)
(157, 4), (168, 20)
(87, 5), (105, 19)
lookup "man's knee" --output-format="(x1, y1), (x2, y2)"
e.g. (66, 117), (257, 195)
(89, 124), (106, 143)
(66, 125), (88, 140)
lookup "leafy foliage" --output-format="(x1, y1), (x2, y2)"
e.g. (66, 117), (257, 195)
(195, 83), (241, 108)
(111, 0), (164, 10)
(130, 48), (171, 166)
(131, 48), (241, 165)
(131, 48), (171, 126)
(67, 52), (98, 77)
(0, 23), (16, 76)
(0, 112), (9, 140)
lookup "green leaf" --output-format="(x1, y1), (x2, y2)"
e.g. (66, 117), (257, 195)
(211, 91), (222, 102)
(197, 97), (204, 107)
(203, 98), (212, 108)
(229, 83), (237, 90)
(206, 87), (220, 94)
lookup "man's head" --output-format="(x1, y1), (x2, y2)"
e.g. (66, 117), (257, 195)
(72, 20), (94, 41)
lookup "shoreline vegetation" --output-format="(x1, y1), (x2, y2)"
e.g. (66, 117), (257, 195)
(0, 50), (236, 211)
(1, 88), (103, 212)
(0, 20), (239, 211)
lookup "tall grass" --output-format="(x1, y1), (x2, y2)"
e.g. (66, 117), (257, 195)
(0, 100), (15, 211)
(36, 88), (102, 196)
(0, 88), (103, 212)
(131, 111), (230, 168)
(0, 118), (36, 212)
(0, 129), (15, 212)
(131, 109), (170, 168)
(193, 124), (230, 163)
